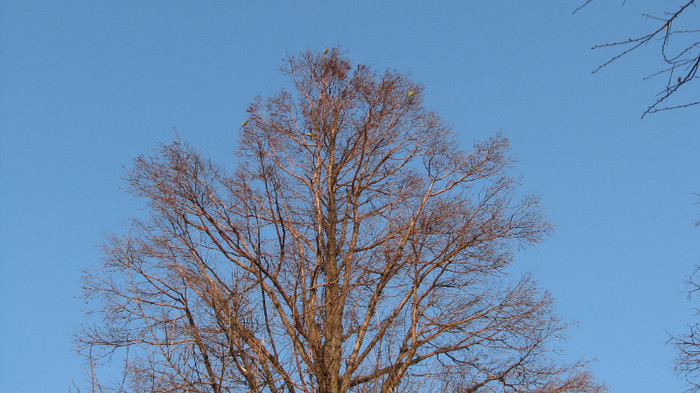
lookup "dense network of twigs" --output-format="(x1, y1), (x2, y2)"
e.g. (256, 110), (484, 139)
(76, 49), (605, 393)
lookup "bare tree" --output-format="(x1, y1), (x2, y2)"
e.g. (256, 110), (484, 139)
(77, 48), (605, 393)
(577, 0), (699, 117)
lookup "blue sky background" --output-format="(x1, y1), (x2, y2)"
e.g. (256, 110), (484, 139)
(1, 1), (699, 391)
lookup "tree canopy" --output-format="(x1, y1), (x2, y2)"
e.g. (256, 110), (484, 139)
(77, 48), (604, 393)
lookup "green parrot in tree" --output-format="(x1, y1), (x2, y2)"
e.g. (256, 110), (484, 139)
(323, 48), (329, 56)
(241, 120), (249, 127)
(407, 91), (414, 98)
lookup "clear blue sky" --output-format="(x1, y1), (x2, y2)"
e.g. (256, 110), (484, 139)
(1, 1), (698, 391)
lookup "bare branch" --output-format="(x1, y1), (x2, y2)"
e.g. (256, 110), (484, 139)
(583, 0), (699, 117)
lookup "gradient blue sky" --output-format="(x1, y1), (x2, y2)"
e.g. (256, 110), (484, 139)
(1, 1), (699, 392)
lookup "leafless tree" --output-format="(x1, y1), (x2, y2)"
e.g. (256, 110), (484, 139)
(577, 0), (699, 117)
(76, 48), (605, 393)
